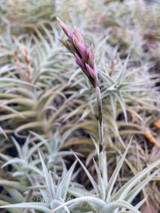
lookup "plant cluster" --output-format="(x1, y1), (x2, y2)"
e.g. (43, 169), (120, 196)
(0, 0), (160, 212)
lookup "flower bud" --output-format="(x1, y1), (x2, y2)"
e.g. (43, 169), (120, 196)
(57, 17), (71, 36)
(67, 31), (73, 42)
(75, 53), (86, 73)
(91, 44), (94, 59)
(67, 41), (77, 54)
(72, 34), (80, 50)
(86, 64), (96, 80)
(74, 27), (84, 44)
(78, 43), (88, 62)
(88, 51), (94, 69)
(58, 38), (70, 50)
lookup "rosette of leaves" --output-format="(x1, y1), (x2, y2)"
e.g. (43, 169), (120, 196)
(1, 145), (160, 213)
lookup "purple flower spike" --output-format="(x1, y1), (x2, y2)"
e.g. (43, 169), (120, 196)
(57, 17), (99, 88)
(74, 27), (84, 44)
(78, 43), (88, 62)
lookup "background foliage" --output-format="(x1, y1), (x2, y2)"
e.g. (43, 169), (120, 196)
(0, 0), (160, 212)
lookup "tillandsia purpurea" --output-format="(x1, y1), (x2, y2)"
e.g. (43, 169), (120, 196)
(57, 17), (104, 150)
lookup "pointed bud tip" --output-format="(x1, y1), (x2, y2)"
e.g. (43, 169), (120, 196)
(74, 26), (78, 31)
(74, 27), (84, 44)
(91, 43), (94, 58)
(56, 17), (61, 23)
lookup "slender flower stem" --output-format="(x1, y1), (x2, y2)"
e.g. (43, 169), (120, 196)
(96, 85), (105, 177)
(95, 86), (103, 152)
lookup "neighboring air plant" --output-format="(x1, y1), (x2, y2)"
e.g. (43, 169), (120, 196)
(57, 17), (103, 151)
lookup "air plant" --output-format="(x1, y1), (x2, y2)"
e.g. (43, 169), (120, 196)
(57, 17), (104, 152)
(1, 2), (160, 212)
(1, 143), (160, 213)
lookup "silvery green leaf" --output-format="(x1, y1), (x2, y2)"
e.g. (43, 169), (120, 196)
(0, 200), (22, 213)
(51, 200), (70, 213)
(0, 180), (26, 192)
(0, 153), (11, 162)
(100, 151), (108, 191)
(110, 95), (117, 120)
(93, 159), (105, 200)
(73, 152), (99, 194)
(125, 169), (159, 203)
(116, 92), (127, 122)
(24, 164), (42, 176)
(39, 151), (55, 199)
(56, 161), (77, 200)
(5, 187), (24, 203)
(11, 137), (22, 158)
(117, 53), (130, 85)
(105, 143), (130, 202)
(100, 200), (140, 213)
(40, 190), (51, 204)
(135, 197), (147, 210)
(51, 196), (107, 212)
(68, 187), (93, 198)
(1, 158), (26, 168)
(0, 202), (50, 213)
(112, 158), (160, 201)
(27, 140), (46, 160)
